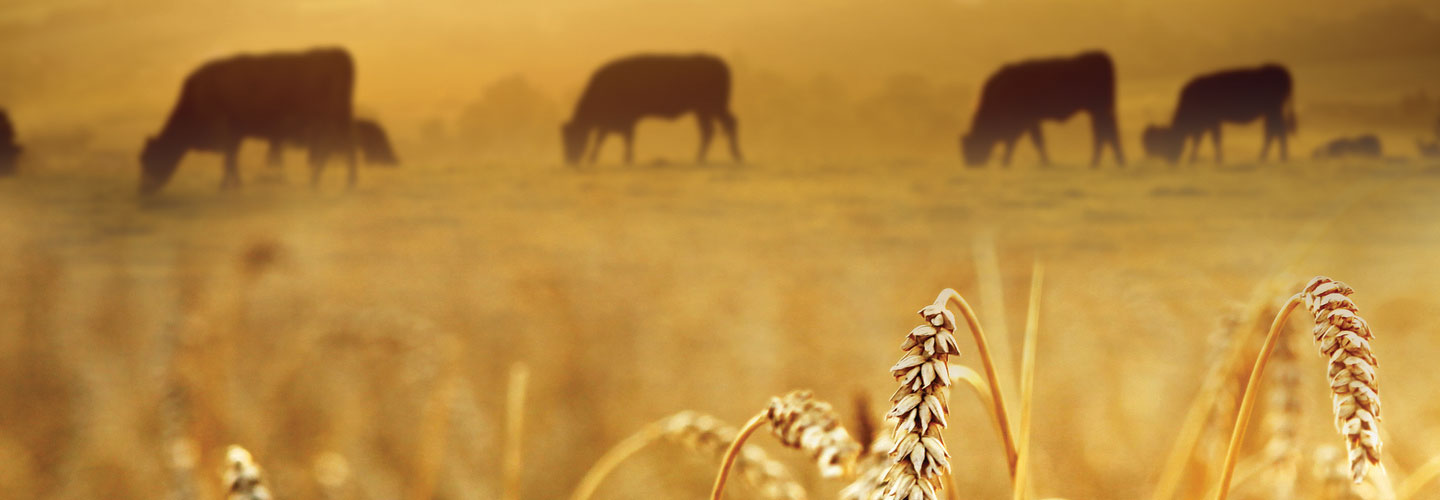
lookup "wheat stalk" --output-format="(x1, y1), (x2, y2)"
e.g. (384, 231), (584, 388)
(1259, 326), (1303, 499)
(502, 362), (529, 500)
(1214, 276), (1383, 500)
(1013, 262), (1043, 500)
(711, 390), (861, 500)
(571, 411), (806, 500)
(224, 445), (272, 500)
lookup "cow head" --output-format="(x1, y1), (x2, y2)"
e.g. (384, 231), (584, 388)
(561, 121), (587, 165)
(960, 132), (993, 167)
(139, 136), (184, 194)
(1142, 125), (1183, 164)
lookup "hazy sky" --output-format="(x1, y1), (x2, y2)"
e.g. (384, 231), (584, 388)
(1, 0), (1437, 147)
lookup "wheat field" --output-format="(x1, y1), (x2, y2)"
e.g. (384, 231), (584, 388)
(2, 151), (1440, 499)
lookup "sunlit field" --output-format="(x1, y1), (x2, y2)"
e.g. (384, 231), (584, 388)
(4, 1), (1440, 499)
(3, 153), (1440, 499)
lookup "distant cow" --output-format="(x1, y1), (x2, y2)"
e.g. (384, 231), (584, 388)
(960, 51), (1124, 168)
(562, 54), (742, 166)
(1312, 135), (1381, 160)
(140, 47), (357, 193)
(0, 108), (18, 176)
(1142, 64), (1295, 164)
(264, 118), (399, 168)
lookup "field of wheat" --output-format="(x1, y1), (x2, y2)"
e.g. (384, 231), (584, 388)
(2, 152), (1439, 499)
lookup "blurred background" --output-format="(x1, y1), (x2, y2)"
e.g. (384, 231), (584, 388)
(1, 1), (1438, 499)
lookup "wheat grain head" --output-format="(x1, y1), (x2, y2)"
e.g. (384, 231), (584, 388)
(1302, 277), (1382, 484)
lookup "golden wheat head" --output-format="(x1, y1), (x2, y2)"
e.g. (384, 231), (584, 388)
(881, 304), (958, 500)
(224, 445), (273, 500)
(765, 390), (863, 478)
(1302, 277), (1381, 484)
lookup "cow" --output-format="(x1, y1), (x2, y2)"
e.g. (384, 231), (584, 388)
(960, 51), (1124, 168)
(140, 47), (357, 194)
(0, 108), (18, 176)
(562, 53), (742, 166)
(1312, 134), (1381, 160)
(1142, 64), (1295, 164)
(263, 118), (399, 168)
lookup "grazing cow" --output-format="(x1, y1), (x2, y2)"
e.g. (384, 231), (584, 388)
(264, 118), (399, 168)
(1142, 64), (1295, 164)
(140, 47), (357, 193)
(0, 108), (18, 176)
(1312, 134), (1381, 160)
(960, 51), (1124, 168)
(562, 53), (742, 165)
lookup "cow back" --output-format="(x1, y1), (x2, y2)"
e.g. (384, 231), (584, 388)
(570, 54), (731, 127)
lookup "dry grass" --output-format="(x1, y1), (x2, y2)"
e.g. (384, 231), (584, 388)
(223, 445), (272, 500)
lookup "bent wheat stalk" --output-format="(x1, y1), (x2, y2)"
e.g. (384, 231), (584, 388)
(934, 288), (1020, 478)
(1214, 277), (1383, 500)
(574, 411), (804, 500)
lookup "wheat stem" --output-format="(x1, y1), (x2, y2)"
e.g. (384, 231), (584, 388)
(1152, 281), (1283, 500)
(570, 423), (665, 500)
(1213, 294), (1305, 500)
(936, 288), (1019, 479)
(1013, 262), (1043, 500)
(502, 363), (529, 500)
(1398, 454), (1440, 500)
(711, 410), (769, 500)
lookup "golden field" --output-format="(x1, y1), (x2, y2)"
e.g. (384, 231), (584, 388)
(2, 152), (1440, 499)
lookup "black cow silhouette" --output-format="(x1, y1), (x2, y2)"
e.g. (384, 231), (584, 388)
(960, 51), (1124, 168)
(140, 47), (357, 193)
(1143, 64), (1295, 164)
(562, 53), (741, 166)
(0, 108), (18, 176)
(1313, 134), (1381, 160)
(263, 118), (399, 168)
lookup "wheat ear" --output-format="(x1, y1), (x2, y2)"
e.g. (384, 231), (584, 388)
(1214, 277), (1382, 500)
(224, 445), (272, 500)
(876, 297), (962, 500)
(710, 391), (860, 500)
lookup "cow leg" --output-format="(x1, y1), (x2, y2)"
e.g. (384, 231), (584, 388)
(1188, 132), (1202, 164)
(1273, 115), (1289, 162)
(1029, 125), (1050, 167)
(588, 130), (608, 165)
(221, 145), (241, 190)
(695, 113), (715, 164)
(344, 130), (358, 188)
(1212, 126), (1223, 164)
(622, 126), (635, 165)
(1259, 129), (1272, 163)
(266, 140), (284, 168)
(308, 145), (328, 189)
(1001, 139), (1016, 167)
(717, 111), (742, 164)
(1094, 111), (1125, 167)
